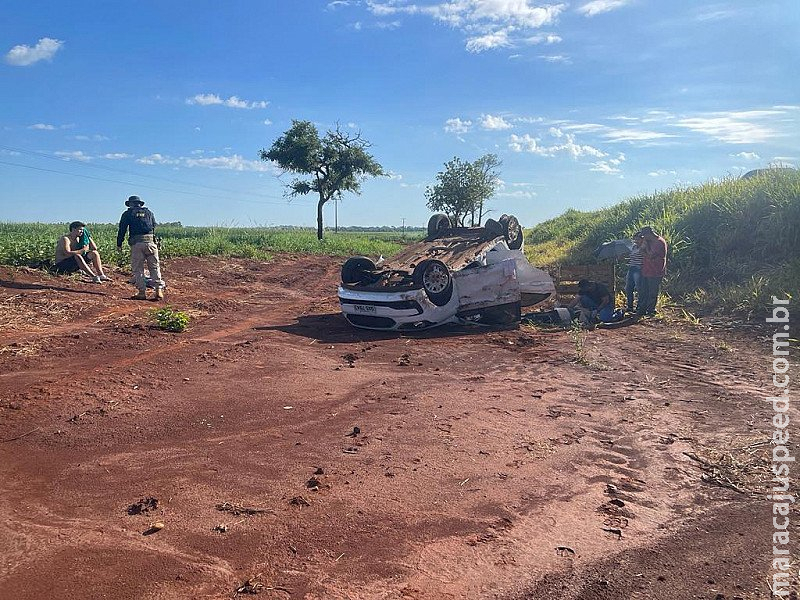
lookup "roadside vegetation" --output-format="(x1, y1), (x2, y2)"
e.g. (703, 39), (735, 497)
(524, 169), (800, 318)
(0, 223), (408, 268)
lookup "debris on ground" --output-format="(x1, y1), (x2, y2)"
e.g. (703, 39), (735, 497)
(143, 521), (164, 535)
(235, 573), (264, 594)
(127, 497), (158, 515)
(556, 546), (576, 557)
(683, 439), (770, 495)
(215, 502), (273, 516)
(345, 426), (361, 437)
(289, 496), (310, 507)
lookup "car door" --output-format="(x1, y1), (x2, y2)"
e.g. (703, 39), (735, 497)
(452, 258), (521, 312)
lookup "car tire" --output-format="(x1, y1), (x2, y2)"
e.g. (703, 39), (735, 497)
(413, 259), (453, 306)
(500, 214), (524, 250)
(341, 256), (376, 285)
(427, 214), (451, 238)
(484, 218), (504, 239)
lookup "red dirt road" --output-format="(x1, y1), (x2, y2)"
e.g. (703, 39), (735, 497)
(0, 256), (790, 599)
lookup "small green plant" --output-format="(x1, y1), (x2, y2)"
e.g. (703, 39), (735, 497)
(569, 319), (590, 365)
(150, 306), (190, 332)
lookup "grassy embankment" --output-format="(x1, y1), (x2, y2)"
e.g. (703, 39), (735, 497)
(0, 223), (411, 269)
(523, 170), (800, 318)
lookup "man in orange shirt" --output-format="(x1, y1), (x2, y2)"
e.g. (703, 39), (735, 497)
(636, 226), (667, 317)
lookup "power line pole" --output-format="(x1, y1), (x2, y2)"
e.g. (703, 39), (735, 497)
(401, 217), (405, 240)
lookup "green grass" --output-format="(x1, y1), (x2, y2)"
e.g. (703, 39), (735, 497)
(0, 223), (412, 268)
(524, 168), (800, 318)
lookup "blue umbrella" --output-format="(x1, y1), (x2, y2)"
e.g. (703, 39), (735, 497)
(593, 239), (634, 259)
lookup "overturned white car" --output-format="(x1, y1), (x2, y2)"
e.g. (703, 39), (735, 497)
(338, 214), (556, 331)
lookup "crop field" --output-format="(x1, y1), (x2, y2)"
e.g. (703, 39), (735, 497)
(524, 171), (800, 317)
(0, 223), (418, 268)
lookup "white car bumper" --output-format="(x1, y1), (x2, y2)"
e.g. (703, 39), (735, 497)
(337, 286), (457, 331)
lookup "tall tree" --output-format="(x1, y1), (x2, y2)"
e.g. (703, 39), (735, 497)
(260, 120), (384, 239)
(425, 154), (502, 227)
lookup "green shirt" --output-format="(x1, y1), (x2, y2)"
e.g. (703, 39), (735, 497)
(77, 228), (91, 249)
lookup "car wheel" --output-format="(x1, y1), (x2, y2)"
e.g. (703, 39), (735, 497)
(341, 256), (376, 285)
(484, 218), (504, 239)
(413, 259), (453, 306)
(500, 214), (523, 250)
(427, 214), (451, 238)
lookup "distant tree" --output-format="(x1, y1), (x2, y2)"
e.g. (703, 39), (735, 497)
(425, 154), (502, 226)
(260, 120), (385, 240)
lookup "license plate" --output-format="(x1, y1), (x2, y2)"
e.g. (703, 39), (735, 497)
(353, 304), (377, 313)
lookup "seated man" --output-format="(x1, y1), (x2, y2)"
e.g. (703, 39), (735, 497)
(53, 221), (112, 283)
(569, 279), (614, 324)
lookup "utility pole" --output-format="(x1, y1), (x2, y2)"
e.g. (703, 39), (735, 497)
(401, 217), (405, 240)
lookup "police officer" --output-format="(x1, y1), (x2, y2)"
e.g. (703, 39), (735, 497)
(116, 195), (165, 300)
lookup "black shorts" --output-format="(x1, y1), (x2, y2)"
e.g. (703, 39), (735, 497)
(54, 256), (81, 274)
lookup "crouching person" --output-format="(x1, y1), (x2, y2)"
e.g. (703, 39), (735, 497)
(116, 195), (165, 301)
(569, 279), (614, 325)
(54, 221), (112, 283)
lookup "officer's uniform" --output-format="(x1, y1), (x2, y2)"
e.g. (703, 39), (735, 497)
(117, 197), (165, 297)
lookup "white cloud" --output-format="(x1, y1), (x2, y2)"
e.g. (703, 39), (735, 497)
(514, 116), (545, 124)
(186, 94), (269, 109)
(694, 8), (740, 22)
(4, 37), (64, 66)
(263, 119), (273, 126)
(577, 0), (629, 17)
(539, 54), (570, 63)
(28, 123), (56, 130)
(591, 153), (626, 175)
(54, 150), (92, 162)
(183, 154), (274, 172)
(602, 128), (675, 142)
(327, 1), (351, 9)
(524, 33), (562, 45)
(731, 151), (760, 161)
(480, 114), (513, 130)
(509, 134), (541, 153)
(466, 29), (511, 53)
(509, 132), (605, 158)
(444, 117), (472, 134)
(496, 189), (537, 199)
(648, 169), (677, 177)
(136, 153), (180, 166)
(561, 123), (606, 133)
(364, 1), (566, 52)
(73, 134), (110, 142)
(386, 170), (403, 180)
(135, 152), (276, 173)
(675, 112), (778, 144)
(103, 153), (132, 160)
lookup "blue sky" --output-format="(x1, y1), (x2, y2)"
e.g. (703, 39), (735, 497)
(2, 1), (798, 229)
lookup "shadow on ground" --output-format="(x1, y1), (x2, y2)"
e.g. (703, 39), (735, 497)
(254, 313), (517, 343)
(0, 280), (106, 296)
